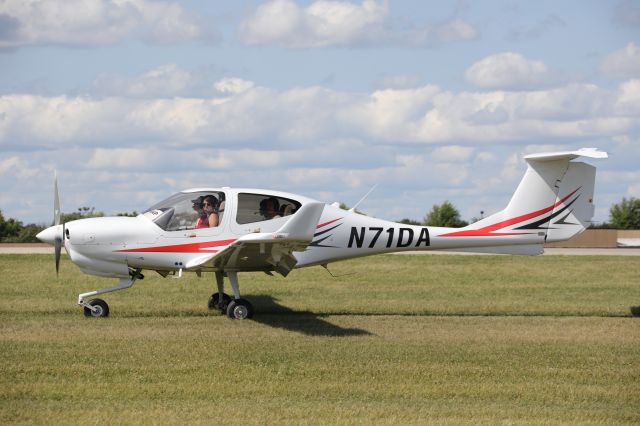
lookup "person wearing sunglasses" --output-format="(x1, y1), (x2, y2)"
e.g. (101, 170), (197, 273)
(201, 195), (219, 227)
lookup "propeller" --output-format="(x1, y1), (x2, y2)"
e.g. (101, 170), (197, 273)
(53, 172), (64, 276)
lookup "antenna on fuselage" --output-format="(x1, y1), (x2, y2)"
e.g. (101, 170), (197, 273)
(321, 264), (355, 278)
(349, 184), (378, 213)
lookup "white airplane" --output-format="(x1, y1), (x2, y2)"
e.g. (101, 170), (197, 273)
(37, 148), (607, 319)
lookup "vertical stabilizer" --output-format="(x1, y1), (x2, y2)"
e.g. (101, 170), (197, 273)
(456, 148), (607, 243)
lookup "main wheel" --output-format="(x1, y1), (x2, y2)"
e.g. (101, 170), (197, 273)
(226, 298), (254, 320)
(84, 298), (109, 318)
(208, 292), (232, 311)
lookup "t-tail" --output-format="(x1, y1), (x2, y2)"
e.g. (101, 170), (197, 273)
(295, 147), (607, 267)
(437, 147), (608, 253)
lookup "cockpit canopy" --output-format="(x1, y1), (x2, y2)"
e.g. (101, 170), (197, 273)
(143, 191), (225, 231)
(142, 190), (302, 231)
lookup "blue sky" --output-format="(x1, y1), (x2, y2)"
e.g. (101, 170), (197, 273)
(1, 0), (639, 225)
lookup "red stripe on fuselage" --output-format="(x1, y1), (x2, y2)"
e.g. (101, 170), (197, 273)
(441, 188), (580, 237)
(116, 238), (237, 253)
(316, 218), (342, 229)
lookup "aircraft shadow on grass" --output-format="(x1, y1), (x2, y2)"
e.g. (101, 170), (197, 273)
(249, 294), (372, 337)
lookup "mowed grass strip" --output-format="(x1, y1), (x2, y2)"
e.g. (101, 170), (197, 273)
(0, 254), (637, 317)
(0, 254), (639, 424)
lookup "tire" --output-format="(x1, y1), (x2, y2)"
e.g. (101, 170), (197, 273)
(226, 298), (254, 320)
(208, 292), (232, 311)
(84, 298), (109, 318)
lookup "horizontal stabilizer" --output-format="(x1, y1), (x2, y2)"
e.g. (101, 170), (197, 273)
(524, 147), (608, 162)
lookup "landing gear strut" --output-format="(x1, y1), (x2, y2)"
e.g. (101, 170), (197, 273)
(78, 268), (143, 318)
(208, 272), (232, 311)
(208, 270), (254, 320)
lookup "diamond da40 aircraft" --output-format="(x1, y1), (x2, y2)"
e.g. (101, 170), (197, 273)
(37, 148), (607, 319)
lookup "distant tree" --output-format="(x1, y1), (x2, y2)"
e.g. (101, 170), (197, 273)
(60, 207), (104, 224)
(398, 218), (422, 226)
(3, 224), (44, 243)
(116, 211), (139, 217)
(609, 197), (640, 229)
(0, 210), (44, 243)
(0, 210), (23, 241)
(338, 202), (364, 215)
(424, 201), (468, 228)
(588, 222), (614, 229)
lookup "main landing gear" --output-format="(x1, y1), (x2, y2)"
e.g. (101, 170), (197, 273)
(207, 271), (254, 320)
(79, 269), (143, 318)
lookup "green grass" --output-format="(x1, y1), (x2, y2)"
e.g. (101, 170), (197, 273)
(1, 254), (639, 424)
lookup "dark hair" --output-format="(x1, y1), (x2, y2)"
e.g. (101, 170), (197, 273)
(260, 197), (279, 215)
(192, 196), (204, 207)
(203, 195), (219, 212)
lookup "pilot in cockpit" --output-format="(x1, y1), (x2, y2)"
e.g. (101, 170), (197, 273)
(259, 197), (282, 220)
(192, 196), (208, 229)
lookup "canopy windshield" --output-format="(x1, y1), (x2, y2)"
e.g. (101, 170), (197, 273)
(142, 191), (225, 231)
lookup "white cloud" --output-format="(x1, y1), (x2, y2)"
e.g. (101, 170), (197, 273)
(2, 79), (639, 149)
(0, 95), (129, 144)
(615, 79), (640, 115)
(213, 78), (255, 95)
(464, 52), (556, 90)
(239, 0), (478, 48)
(0, 0), (215, 48)
(601, 42), (640, 79)
(240, 0), (386, 48)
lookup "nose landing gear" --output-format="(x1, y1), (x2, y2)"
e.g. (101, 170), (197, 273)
(78, 268), (142, 318)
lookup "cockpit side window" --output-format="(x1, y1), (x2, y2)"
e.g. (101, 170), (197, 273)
(236, 193), (301, 225)
(143, 191), (226, 231)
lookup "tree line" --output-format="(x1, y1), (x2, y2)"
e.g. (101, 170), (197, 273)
(1, 197), (639, 243)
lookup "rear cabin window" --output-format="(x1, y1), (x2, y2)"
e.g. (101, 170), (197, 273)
(236, 193), (301, 225)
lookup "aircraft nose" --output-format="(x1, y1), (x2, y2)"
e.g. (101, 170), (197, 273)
(37, 225), (62, 245)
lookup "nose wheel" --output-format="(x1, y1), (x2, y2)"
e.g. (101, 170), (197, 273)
(83, 298), (109, 317)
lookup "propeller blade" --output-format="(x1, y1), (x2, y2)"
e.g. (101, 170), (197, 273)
(53, 172), (63, 276)
(54, 172), (61, 226)
(54, 237), (61, 276)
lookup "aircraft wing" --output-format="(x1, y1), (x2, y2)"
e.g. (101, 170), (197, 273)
(185, 202), (325, 276)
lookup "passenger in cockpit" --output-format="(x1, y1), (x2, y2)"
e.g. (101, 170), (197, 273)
(202, 195), (220, 227)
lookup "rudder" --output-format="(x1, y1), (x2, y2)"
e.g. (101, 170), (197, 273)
(545, 161), (597, 242)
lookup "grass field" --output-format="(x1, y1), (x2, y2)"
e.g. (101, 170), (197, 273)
(1, 254), (639, 424)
